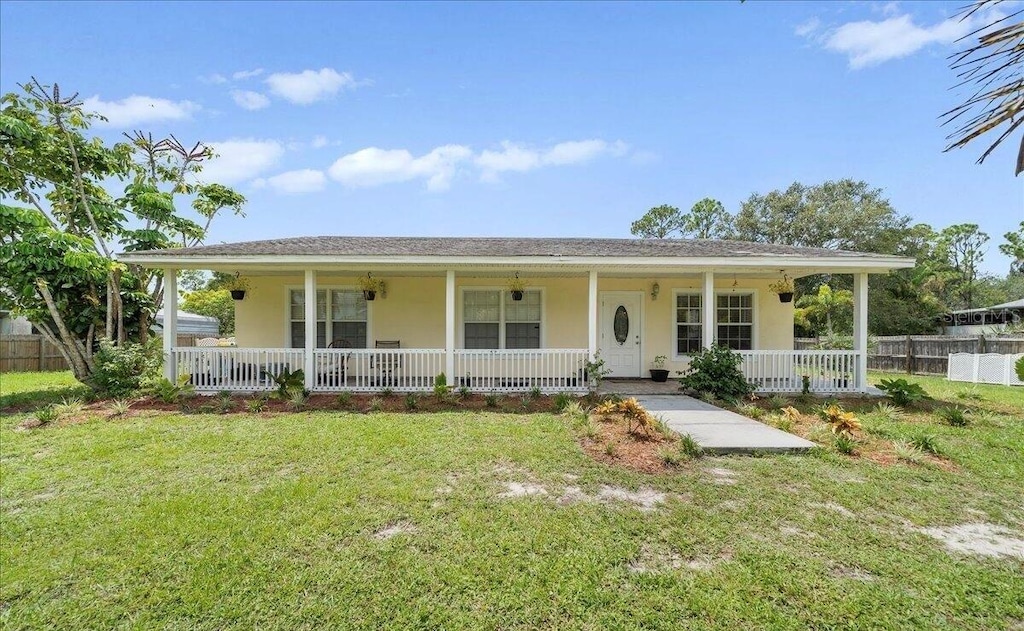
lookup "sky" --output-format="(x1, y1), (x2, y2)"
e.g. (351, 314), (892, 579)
(1, 0), (1022, 274)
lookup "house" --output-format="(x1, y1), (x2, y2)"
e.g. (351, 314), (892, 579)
(118, 236), (915, 394)
(939, 298), (1024, 336)
(153, 308), (220, 337)
(0, 311), (34, 336)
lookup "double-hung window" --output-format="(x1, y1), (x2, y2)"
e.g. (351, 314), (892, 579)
(463, 289), (541, 349)
(675, 291), (755, 353)
(675, 293), (703, 355)
(290, 289), (367, 348)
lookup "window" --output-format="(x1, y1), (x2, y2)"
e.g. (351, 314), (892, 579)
(463, 289), (541, 349)
(675, 294), (702, 355)
(716, 294), (753, 350)
(290, 289), (367, 348)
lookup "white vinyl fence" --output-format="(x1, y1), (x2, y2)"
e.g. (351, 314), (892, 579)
(947, 353), (1024, 386)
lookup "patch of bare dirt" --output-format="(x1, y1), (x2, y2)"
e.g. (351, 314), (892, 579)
(830, 565), (875, 581)
(373, 521), (417, 540)
(707, 467), (737, 485)
(916, 522), (1024, 559)
(628, 544), (733, 574)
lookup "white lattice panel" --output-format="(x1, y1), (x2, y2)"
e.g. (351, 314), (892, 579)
(947, 353), (1024, 386)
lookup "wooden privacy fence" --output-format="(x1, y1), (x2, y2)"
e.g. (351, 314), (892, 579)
(0, 333), (205, 373)
(795, 335), (1024, 375)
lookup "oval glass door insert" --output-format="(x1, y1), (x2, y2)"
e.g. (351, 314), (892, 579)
(613, 305), (629, 345)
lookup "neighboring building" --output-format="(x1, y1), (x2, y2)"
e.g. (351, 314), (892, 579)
(0, 311), (34, 335)
(153, 309), (220, 336)
(119, 236), (915, 394)
(939, 298), (1024, 336)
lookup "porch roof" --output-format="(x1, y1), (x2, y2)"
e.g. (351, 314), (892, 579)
(118, 235), (915, 274)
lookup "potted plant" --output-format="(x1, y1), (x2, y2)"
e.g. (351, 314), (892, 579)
(769, 274), (795, 303)
(359, 274), (384, 301)
(507, 274), (526, 301)
(650, 355), (669, 382)
(228, 275), (250, 301)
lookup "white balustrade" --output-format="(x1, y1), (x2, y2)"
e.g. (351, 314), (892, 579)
(454, 349), (590, 393)
(172, 347), (304, 392)
(313, 348), (446, 392)
(737, 350), (862, 393)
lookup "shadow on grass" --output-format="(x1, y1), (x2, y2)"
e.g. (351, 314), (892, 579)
(0, 371), (91, 413)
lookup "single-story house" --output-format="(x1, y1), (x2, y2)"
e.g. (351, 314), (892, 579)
(939, 298), (1024, 336)
(153, 308), (220, 336)
(118, 236), (915, 394)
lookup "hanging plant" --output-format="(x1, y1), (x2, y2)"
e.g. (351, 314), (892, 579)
(359, 273), (384, 300)
(769, 274), (795, 303)
(507, 273), (526, 301)
(228, 274), (250, 300)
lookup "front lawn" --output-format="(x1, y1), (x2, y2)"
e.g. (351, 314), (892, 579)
(1, 372), (1022, 629)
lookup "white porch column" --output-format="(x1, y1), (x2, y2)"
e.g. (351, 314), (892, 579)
(853, 272), (869, 392)
(445, 270), (455, 378)
(588, 271), (598, 358)
(304, 269), (316, 390)
(162, 268), (178, 381)
(702, 271), (715, 349)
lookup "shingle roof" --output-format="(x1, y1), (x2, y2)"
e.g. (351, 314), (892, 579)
(123, 236), (889, 259)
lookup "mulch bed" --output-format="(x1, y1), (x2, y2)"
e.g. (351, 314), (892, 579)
(578, 414), (677, 475)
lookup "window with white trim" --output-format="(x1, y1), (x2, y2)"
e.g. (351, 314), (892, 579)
(716, 293), (753, 350)
(290, 289), (367, 348)
(675, 293), (702, 355)
(463, 289), (541, 349)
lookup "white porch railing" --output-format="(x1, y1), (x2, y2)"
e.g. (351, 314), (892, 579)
(173, 347), (304, 392)
(313, 348), (446, 392)
(454, 349), (590, 393)
(738, 350), (862, 393)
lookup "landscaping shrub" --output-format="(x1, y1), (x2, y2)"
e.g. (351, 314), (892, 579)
(405, 394), (418, 411)
(834, 434), (856, 455)
(818, 404), (861, 439)
(35, 405), (58, 425)
(336, 392), (353, 408)
(262, 367), (305, 400)
(892, 439), (923, 463)
(677, 345), (753, 403)
(873, 401), (905, 421)
(89, 340), (161, 398)
(908, 432), (941, 455)
(553, 392), (573, 412)
(367, 397), (384, 413)
(108, 399), (131, 417)
(246, 396), (268, 413)
(485, 393), (499, 408)
(1017, 355), (1024, 381)
(678, 433), (703, 458)
(433, 373), (449, 401)
(149, 374), (194, 404)
(877, 378), (930, 408)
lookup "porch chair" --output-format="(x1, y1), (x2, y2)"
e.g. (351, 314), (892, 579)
(373, 340), (401, 387)
(318, 338), (351, 387)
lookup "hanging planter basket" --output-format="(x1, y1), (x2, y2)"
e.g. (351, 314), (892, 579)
(363, 290), (376, 301)
(230, 289), (246, 300)
(777, 292), (794, 303)
(510, 290), (524, 301)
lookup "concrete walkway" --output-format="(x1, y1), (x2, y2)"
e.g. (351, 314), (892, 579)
(637, 395), (816, 454)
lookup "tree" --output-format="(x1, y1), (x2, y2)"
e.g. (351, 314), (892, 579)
(0, 79), (245, 383)
(182, 289), (234, 335)
(930, 223), (990, 310)
(630, 204), (685, 238)
(940, 1), (1024, 175)
(684, 197), (733, 239)
(795, 284), (854, 337)
(999, 221), (1024, 275)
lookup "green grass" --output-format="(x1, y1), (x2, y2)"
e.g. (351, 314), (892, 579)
(0, 371), (89, 412)
(1, 372), (1023, 629)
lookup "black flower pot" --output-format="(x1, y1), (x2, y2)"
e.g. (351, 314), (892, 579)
(363, 290), (376, 301)
(230, 290), (246, 300)
(650, 369), (670, 382)
(778, 292), (794, 303)
(510, 290), (523, 301)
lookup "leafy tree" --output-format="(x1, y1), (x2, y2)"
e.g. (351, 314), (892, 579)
(684, 197), (733, 239)
(630, 204), (685, 238)
(0, 79), (245, 383)
(940, 1), (1024, 175)
(795, 285), (853, 337)
(999, 221), (1024, 275)
(181, 289), (234, 335)
(930, 223), (990, 310)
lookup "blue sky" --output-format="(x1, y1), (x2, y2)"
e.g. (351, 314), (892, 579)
(2, 1), (1021, 274)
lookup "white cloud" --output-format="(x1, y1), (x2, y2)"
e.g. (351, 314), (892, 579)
(476, 139), (628, 181)
(199, 139), (284, 184)
(795, 17), (821, 38)
(252, 169), (326, 194)
(328, 145), (473, 191)
(230, 90), (270, 111)
(199, 73), (227, 84)
(232, 68), (264, 80)
(83, 95), (199, 126)
(265, 68), (357, 104)
(311, 135), (329, 149)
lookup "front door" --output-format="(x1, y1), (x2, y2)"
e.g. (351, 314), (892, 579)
(599, 291), (643, 377)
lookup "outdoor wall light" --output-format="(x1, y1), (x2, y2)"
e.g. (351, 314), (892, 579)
(651, 282), (660, 300)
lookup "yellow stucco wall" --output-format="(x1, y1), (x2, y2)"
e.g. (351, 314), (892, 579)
(233, 274), (793, 372)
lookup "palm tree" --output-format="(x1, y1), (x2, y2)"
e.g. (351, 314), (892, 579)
(795, 285), (854, 337)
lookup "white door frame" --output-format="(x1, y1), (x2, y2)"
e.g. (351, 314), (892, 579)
(598, 290), (644, 377)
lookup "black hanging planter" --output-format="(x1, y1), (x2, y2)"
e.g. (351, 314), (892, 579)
(777, 292), (794, 303)
(510, 290), (523, 301)
(363, 290), (376, 301)
(230, 290), (246, 301)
